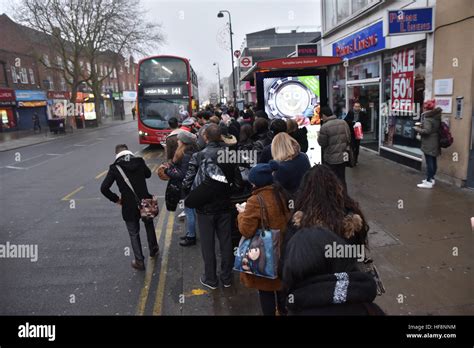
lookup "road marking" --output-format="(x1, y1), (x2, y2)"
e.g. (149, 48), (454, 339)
(4, 166), (27, 170)
(95, 170), (108, 180)
(73, 144), (87, 147)
(184, 289), (209, 297)
(61, 186), (84, 201)
(46, 153), (62, 156)
(136, 203), (167, 315)
(152, 212), (175, 315)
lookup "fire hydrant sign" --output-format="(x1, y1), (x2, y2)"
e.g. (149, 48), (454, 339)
(391, 48), (415, 112)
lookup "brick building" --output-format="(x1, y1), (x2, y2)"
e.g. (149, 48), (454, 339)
(0, 14), (137, 130)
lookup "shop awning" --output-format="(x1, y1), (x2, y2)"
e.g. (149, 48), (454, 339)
(241, 56), (342, 83)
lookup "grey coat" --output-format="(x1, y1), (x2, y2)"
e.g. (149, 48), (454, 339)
(318, 115), (351, 165)
(415, 107), (442, 157)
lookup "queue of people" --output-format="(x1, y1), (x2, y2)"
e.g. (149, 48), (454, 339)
(104, 101), (456, 316)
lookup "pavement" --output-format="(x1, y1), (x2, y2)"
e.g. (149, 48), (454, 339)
(0, 115), (135, 152)
(0, 122), (472, 315)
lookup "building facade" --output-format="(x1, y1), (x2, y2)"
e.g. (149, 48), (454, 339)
(0, 14), (137, 130)
(320, 0), (473, 188)
(230, 26), (320, 104)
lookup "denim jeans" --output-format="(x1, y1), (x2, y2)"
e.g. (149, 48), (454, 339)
(425, 154), (437, 182)
(184, 207), (196, 238)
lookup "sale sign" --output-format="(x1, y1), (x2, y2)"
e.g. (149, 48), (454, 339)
(391, 48), (415, 112)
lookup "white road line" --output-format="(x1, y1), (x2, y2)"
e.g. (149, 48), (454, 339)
(5, 166), (27, 170)
(46, 153), (62, 156)
(73, 144), (88, 147)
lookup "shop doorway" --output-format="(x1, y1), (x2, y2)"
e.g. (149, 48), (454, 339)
(347, 83), (380, 152)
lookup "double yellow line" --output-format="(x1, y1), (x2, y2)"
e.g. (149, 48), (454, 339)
(135, 204), (176, 315)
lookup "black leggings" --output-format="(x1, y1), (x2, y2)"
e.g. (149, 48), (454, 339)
(258, 290), (287, 316)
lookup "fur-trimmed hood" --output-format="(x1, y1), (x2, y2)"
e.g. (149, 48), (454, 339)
(422, 107), (442, 119)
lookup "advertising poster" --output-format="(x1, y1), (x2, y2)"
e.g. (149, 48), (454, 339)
(83, 102), (97, 120)
(263, 75), (320, 120)
(391, 48), (415, 112)
(263, 74), (321, 167)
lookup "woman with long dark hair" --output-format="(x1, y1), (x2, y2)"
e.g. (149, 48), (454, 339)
(164, 131), (199, 246)
(279, 165), (382, 315)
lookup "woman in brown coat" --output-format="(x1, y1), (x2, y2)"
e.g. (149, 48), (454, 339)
(237, 160), (290, 315)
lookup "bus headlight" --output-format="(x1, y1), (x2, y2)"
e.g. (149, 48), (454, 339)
(139, 130), (148, 136)
(139, 130), (144, 135)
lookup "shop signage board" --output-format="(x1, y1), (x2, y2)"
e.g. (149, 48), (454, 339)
(435, 97), (453, 114)
(15, 90), (47, 101)
(386, 7), (434, 36)
(122, 91), (137, 102)
(391, 48), (415, 112)
(332, 21), (385, 60)
(0, 88), (16, 106)
(296, 43), (318, 57)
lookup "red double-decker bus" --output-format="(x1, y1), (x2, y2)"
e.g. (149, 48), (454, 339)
(136, 55), (199, 144)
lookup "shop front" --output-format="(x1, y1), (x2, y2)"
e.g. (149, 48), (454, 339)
(328, 20), (427, 169)
(15, 90), (48, 131)
(122, 91), (137, 117)
(0, 88), (18, 132)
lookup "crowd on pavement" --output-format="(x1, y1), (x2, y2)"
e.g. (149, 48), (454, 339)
(100, 98), (444, 316)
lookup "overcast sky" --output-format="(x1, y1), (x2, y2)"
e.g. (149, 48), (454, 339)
(0, 0), (321, 92)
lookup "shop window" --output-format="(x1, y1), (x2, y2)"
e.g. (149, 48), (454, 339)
(29, 68), (35, 85)
(19, 68), (28, 84)
(348, 56), (380, 80)
(381, 41), (426, 158)
(329, 64), (347, 118)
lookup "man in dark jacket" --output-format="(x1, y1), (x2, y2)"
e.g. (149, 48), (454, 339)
(344, 102), (368, 165)
(182, 124), (236, 289)
(318, 106), (351, 190)
(165, 117), (183, 160)
(100, 144), (159, 271)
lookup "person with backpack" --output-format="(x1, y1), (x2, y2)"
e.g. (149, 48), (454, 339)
(236, 162), (291, 315)
(100, 144), (159, 271)
(413, 100), (443, 189)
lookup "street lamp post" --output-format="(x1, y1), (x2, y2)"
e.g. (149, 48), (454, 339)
(217, 10), (237, 104)
(213, 62), (222, 103)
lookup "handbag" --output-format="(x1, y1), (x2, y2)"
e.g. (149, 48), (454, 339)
(157, 162), (170, 181)
(233, 195), (280, 279)
(116, 165), (159, 221)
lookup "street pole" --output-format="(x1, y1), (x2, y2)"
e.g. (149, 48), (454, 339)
(213, 62), (222, 103)
(218, 10), (236, 104)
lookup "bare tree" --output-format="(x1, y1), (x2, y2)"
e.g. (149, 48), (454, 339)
(16, 0), (164, 124)
(79, 0), (164, 123)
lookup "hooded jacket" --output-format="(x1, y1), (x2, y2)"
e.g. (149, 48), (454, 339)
(318, 115), (351, 165)
(416, 107), (442, 157)
(100, 154), (152, 221)
(290, 127), (309, 153)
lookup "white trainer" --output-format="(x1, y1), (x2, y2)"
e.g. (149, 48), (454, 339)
(417, 181), (434, 189)
(178, 211), (186, 219)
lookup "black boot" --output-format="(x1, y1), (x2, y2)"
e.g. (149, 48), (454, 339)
(179, 237), (196, 247)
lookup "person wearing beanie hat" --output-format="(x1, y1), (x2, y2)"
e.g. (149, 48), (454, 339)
(247, 161), (279, 188)
(236, 159), (291, 316)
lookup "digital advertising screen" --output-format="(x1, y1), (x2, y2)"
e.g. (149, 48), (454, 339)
(263, 75), (320, 120)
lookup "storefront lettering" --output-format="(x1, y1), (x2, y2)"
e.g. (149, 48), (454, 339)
(332, 21), (385, 59)
(391, 48), (415, 112)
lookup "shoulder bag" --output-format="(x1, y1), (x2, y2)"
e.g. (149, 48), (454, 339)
(233, 194), (280, 279)
(116, 165), (159, 221)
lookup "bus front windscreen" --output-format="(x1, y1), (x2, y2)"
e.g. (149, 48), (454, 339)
(139, 57), (188, 84)
(139, 98), (188, 129)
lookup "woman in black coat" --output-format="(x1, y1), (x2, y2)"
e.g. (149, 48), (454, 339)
(282, 226), (383, 315)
